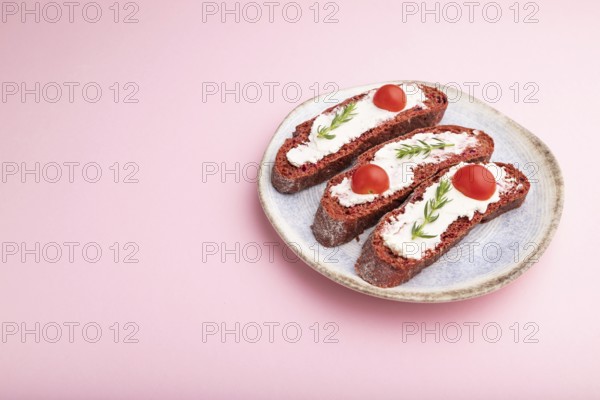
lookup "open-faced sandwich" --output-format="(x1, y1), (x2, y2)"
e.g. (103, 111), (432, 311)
(271, 83), (448, 193)
(312, 125), (494, 247)
(355, 162), (530, 287)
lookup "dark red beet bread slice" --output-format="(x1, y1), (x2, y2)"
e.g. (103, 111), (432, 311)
(312, 125), (494, 247)
(355, 162), (530, 288)
(271, 84), (448, 194)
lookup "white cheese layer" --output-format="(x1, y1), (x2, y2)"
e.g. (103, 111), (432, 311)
(381, 163), (516, 260)
(286, 84), (427, 167)
(330, 131), (478, 207)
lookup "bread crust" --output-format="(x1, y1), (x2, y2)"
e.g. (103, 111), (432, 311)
(271, 85), (448, 194)
(355, 162), (531, 288)
(312, 125), (494, 247)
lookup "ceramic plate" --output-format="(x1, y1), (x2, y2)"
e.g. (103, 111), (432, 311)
(258, 80), (563, 302)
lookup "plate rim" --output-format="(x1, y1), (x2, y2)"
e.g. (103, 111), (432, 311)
(257, 80), (564, 303)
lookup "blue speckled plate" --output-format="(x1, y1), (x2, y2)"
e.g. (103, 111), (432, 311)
(258, 81), (563, 302)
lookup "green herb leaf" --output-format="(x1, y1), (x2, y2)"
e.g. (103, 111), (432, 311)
(396, 138), (455, 159)
(317, 102), (358, 140)
(411, 178), (453, 240)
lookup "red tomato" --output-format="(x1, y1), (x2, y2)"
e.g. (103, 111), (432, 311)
(451, 165), (496, 200)
(351, 164), (390, 195)
(373, 84), (407, 112)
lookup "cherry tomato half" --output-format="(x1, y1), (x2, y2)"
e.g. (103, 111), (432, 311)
(373, 84), (407, 112)
(351, 164), (390, 195)
(451, 164), (496, 200)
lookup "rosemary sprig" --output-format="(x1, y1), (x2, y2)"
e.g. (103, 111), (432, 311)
(411, 178), (453, 240)
(396, 138), (455, 159)
(316, 102), (358, 140)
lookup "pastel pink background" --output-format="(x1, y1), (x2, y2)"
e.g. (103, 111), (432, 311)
(0, 0), (596, 398)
